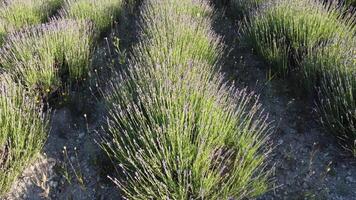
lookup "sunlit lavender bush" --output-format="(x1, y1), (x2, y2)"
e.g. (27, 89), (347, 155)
(242, 0), (355, 76)
(0, 19), (94, 96)
(305, 36), (356, 155)
(0, 74), (49, 196)
(60, 0), (124, 36)
(0, 0), (63, 43)
(101, 0), (273, 199)
(243, 0), (356, 155)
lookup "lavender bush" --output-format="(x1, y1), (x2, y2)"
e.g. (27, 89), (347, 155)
(0, 74), (49, 196)
(101, 0), (273, 199)
(0, 19), (94, 96)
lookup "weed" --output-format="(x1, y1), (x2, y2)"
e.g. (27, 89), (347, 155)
(61, 146), (85, 189)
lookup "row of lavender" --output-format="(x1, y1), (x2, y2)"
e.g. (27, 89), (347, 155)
(231, 0), (356, 156)
(0, 0), (124, 96)
(0, 0), (125, 196)
(100, 0), (273, 199)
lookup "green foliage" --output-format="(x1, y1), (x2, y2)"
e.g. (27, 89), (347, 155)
(0, 19), (94, 95)
(230, 0), (264, 16)
(242, 0), (356, 154)
(243, 0), (354, 76)
(305, 37), (356, 154)
(345, 0), (356, 7)
(60, 0), (124, 36)
(101, 0), (272, 199)
(0, 0), (63, 43)
(0, 74), (49, 196)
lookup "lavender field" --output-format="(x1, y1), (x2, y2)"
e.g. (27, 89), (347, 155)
(0, 0), (355, 199)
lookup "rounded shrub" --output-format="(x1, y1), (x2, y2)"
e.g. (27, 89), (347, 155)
(101, 0), (273, 199)
(242, 0), (354, 76)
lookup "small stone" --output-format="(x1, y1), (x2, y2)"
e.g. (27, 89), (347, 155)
(50, 181), (58, 188)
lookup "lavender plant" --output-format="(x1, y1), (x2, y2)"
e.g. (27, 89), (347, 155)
(305, 37), (356, 155)
(101, 0), (273, 199)
(242, 0), (355, 76)
(0, 0), (63, 43)
(0, 74), (49, 196)
(60, 0), (124, 36)
(242, 0), (356, 154)
(0, 19), (94, 96)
